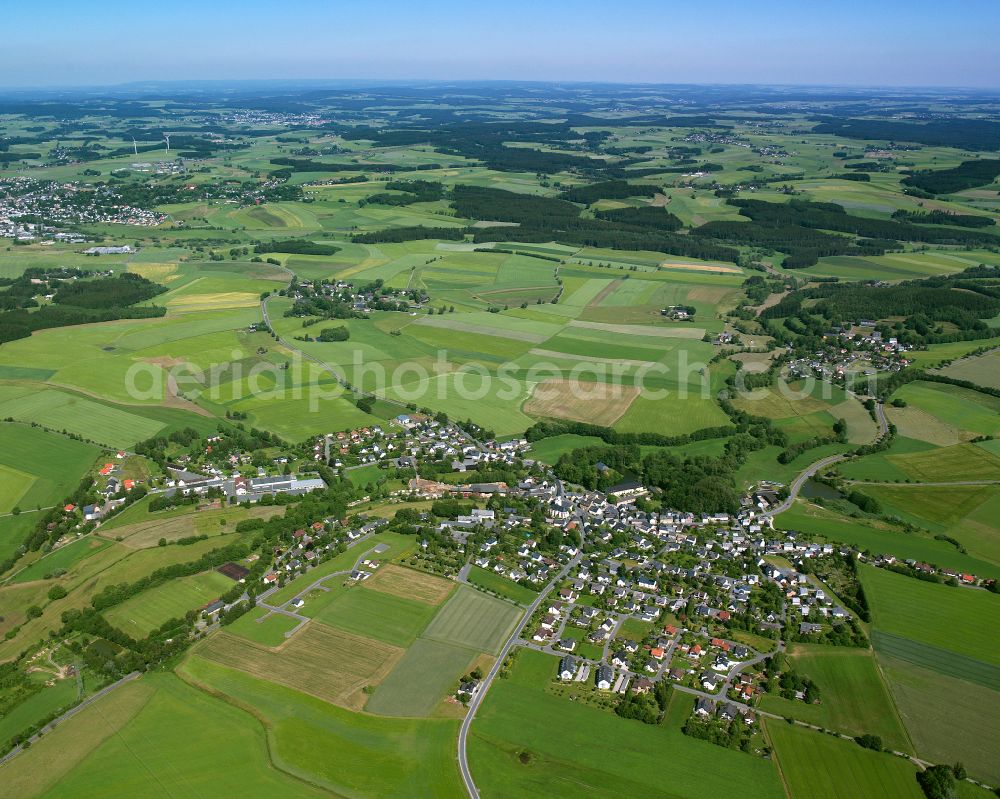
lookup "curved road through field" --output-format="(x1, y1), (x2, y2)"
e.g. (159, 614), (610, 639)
(457, 554), (580, 798)
(769, 397), (888, 516)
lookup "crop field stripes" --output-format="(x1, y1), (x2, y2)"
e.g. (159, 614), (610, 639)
(872, 630), (1000, 691)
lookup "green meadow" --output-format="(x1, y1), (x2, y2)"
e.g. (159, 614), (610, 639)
(467, 565), (539, 605)
(104, 570), (236, 636)
(758, 644), (911, 752)
(765, 719), (923, 799)
(0, 424), (101, 514)
(468, 648), (785, 799)
(181, 656), (466, 798)
(860, 564), (1000, 666)
(313, 585), (439, 647)
(776, 500), (1000, 579)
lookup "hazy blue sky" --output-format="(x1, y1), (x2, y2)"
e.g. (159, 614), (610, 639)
(4, 0), (998, 88)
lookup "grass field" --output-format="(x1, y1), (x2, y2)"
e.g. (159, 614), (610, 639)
(0, 387), (166, 448)
(871, 630), (1000, 691)
(855, 484), (1000, 567)
(758, 644), (911, 752)
(365, 638), (478, 717)
(181, 655), (465, 797)
(313, 584), (440, 647)
(467, 566), (539, 605)
(104, 570), (235, 636)
(468, 648), (784, 799)
(526, 433), (606, 463)
(523, 378), (639, 427)
(938, 348), (1000, 389)
(878, 653), (1000, 785)
(11, 536), (113, 584)
(776, 500), (1000, 579)
(99, 499), (280, 547)
(422, 585), (522, 655)
(196, 624), (401, 711)
(878, 442), (1000, 482)
(222, 607), (303, 646)
(0, 675), (79, 749)
(892, 381), (1000, 439)
(0, 424), (100, 514)
(765, 718), (923, 799)
(20, 673), (327, 799)
(0, 677), (157, 799)
(860, 564), (1000, 666)
(837, 436), (942, 482)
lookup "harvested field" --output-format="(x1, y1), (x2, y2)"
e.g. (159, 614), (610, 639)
(523, 378), (640, 426)
(196, 625), (402, 710)
(364, 564), (455, 605)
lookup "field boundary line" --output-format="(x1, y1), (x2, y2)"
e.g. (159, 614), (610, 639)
(760, 717), (793, 799)
(175, 659), (351, 798)
(869, 650), (918, 755)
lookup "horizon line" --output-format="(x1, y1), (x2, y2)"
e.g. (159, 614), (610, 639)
(1, 77), (999, 94)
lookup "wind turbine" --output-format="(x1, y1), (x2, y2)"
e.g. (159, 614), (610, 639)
(131, 136), (138, 156)
(163, 133), (171, 153)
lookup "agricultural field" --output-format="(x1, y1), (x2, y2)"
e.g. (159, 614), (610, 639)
(855, 484), (1000, 567)
(877, 653), (1000, 785)
(7, 673), (329, 799)
(860, 564), (1000, 667)
(937, 348), (1000, 389)
(525, 433), (606, 464)
(421, 585), (522, 655)
(312, 583), (440, 646)
(889, 382), (1000, 440)
(363, 563), (455, 604)
(468, 649), (785, 799)
(181, 656), (465, 798)
(104, 569), (236, 636)
(765, 719), (923, 799)
(0, 424), (101, 515)
(758, 644), (911, 752)
(365, 638), (478, 717)
(0, 78), (998, 799)
(10, 536), (114, 584)
(225, 607), (304, 646)
(776, 500), (1000, 580)
(0, 677), (159, 799)
(99, 501), (281, 548)
(197, 624), (403, 711)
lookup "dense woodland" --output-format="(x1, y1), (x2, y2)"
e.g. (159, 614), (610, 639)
(762, 266), (1000, 345)
(0, 271), (166, 344)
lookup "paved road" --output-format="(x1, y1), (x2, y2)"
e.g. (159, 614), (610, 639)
(768, 452), (851, 516)
(769, 395), (888, 517)
(457, 554), (580, 798)
(0, 671), (142, 766)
